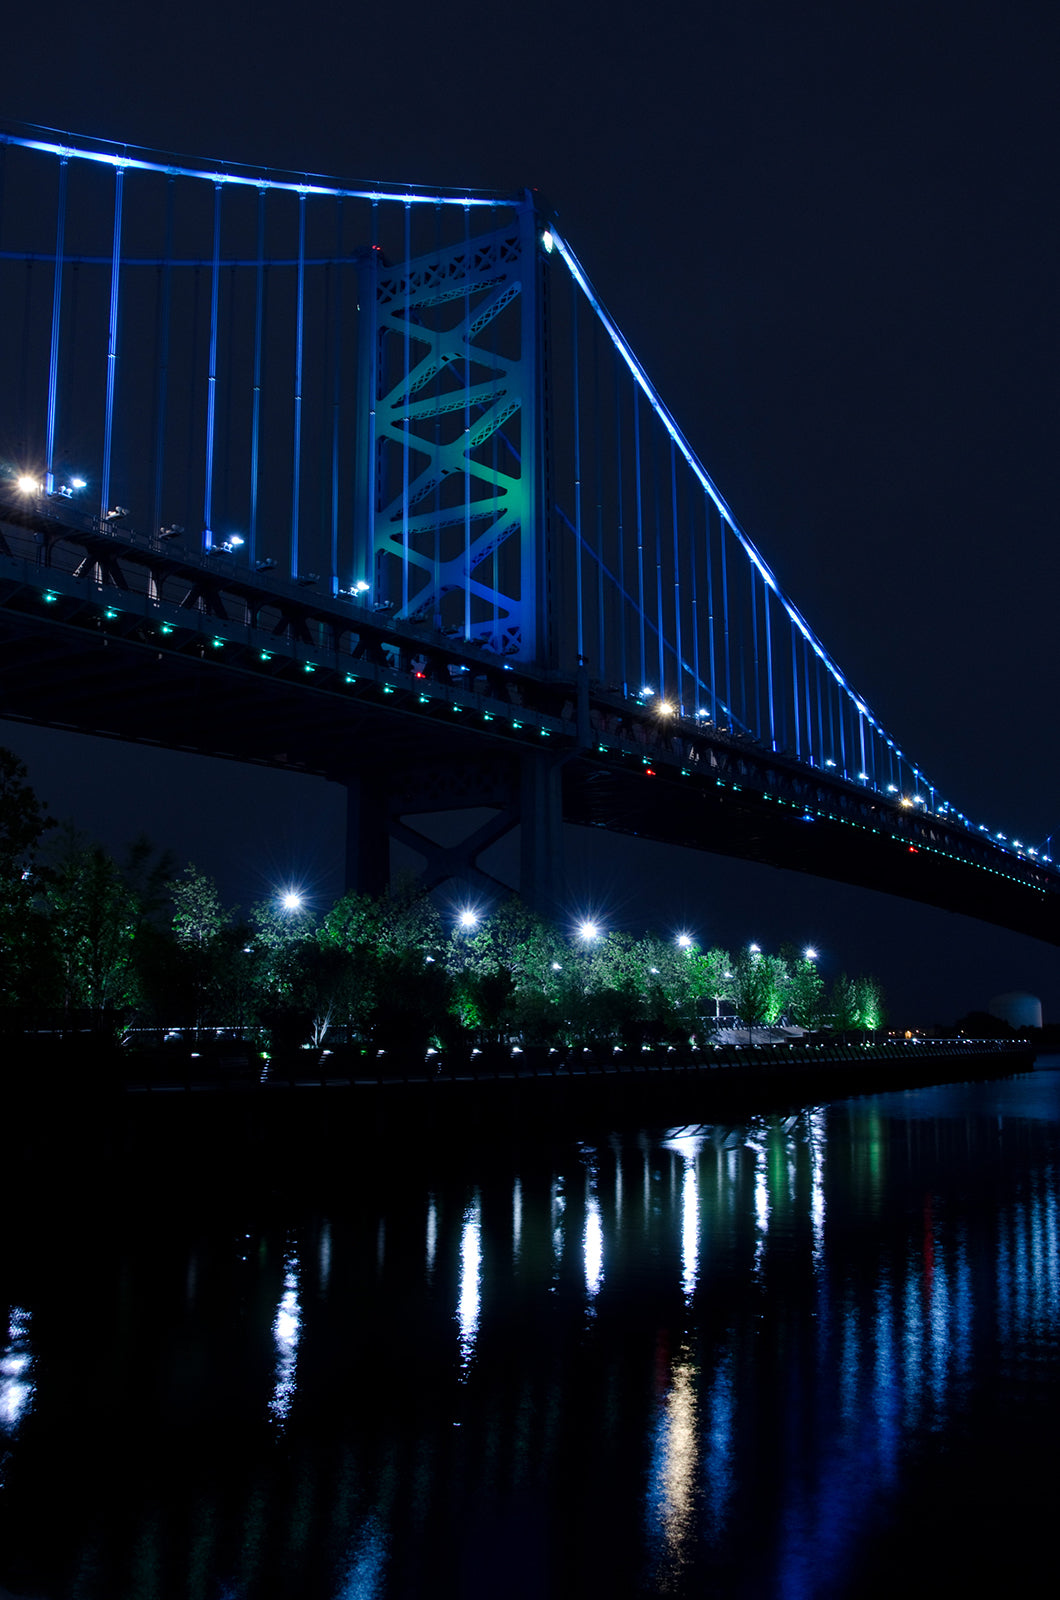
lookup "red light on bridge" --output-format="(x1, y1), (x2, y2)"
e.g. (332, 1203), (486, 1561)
(908, 846), (919, 854)
(645, 767), (656, 777)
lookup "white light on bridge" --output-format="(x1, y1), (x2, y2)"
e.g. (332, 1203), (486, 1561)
(16, 475), (39, 494)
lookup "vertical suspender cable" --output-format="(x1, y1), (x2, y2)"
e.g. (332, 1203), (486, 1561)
(44, 156), (67, 494)
(593, 333), (605, 676)
(670, 441), (683, 710)
(720, 518), (733, 732)
(571, 276), (584, 664)
(151, 179), (174, 542)
(614, 347), (628, 696)
(790, 624), (802, 759)
(463, 203), (472, 641)
(249, 188), (266, 565)
(689, 482), (701, 716)
(99, 165), (124, 527)
(802, 637), (814, 764)
(368, 200), (380, 598)
(652, 430), (664, 695)
(290, 190), (306, 577)
(749, 564), (761, 741)
(203, 182), (222, 549)
(815, 656), (826, 766)
(763, 582), (776, 750)
(633, 390), (646, 688)
(330, 198), (343, 594)
(402, 201), (411, 616)
(432, 205), (442, 626)
(705, 499), (717, 724)
(858, 707), (868, 778)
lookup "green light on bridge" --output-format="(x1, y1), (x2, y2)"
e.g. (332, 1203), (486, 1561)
(160, 623), (174, 635)
(42, 591), (58, 604)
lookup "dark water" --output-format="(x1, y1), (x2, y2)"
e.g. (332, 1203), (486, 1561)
(2, 1067), (1059, 1599)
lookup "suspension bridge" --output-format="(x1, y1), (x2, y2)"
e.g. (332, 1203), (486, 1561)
(0, 124), (1055, 942)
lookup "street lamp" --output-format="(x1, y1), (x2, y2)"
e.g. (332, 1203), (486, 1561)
(577, 920), (601, 942)
(457, 908), (480, 931)
(280, 890), (304, 912)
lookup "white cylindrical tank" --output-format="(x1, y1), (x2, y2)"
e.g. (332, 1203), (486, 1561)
(989, 991), (1042, 1030)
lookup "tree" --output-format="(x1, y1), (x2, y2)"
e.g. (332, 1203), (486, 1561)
(731, 949), (788, 1042)
(687, 947), (735, 1028)
(171, 864), (229, 948)
(829, 973), (861, 1035)
(44, 827), (141, 1028)
(784, 953), (826, 1031)
(854, 975), (884, 1032)
(0, 747), (54, 882)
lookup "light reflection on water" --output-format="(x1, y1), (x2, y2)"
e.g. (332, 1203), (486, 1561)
(0, 1307), (33, 1438)
(2, 1074), (1060, 1598)
(268, 1243), (301, 1425)
(456, 1195), (481, 1371)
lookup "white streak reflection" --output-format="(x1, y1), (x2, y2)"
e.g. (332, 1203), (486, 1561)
(0, 1307), (34, 1434)
(551, 1177), (565, 1287)
(457, 1196), (482, 1371)
(647, 1354), (699, 1584)
(584, 1191), (604, 1303)
(426, 1197), (437, 1277)
(808, 1109), (826, 1267)
(747, 1134), (769, 1274)
(663, 1135), (705, 1303)
(319, 1221), (332, 1293)
(513, 1178), (522, 1264)
(269, 1245), (301, 1425)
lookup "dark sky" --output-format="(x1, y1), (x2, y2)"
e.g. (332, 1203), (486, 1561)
(2, 0), (1058, 1023)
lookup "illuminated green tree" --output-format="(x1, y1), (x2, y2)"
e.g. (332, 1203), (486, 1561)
(784, 953), (826, 1030)
(829, 973), (861, 1034)
(854, 975), (884, 1031)
(731, 948), (789, 1041)
(687, 947), (735, 1027)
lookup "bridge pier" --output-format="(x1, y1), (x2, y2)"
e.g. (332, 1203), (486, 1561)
(342, 749), (565, 915)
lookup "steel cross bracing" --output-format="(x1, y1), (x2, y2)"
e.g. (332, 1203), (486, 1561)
(354, 208), (545, 659)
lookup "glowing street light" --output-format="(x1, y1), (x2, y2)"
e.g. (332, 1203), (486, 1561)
(457, 908), (480, 931)
(676, 933), (694, 949)
(16, 474), (40, 495)
(577, 920), (601, 942)
(280, 890), (304, 912)
(804, 947), (818, 961)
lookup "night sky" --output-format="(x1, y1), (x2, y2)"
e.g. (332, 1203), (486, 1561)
(2, 0), (1057, 1023)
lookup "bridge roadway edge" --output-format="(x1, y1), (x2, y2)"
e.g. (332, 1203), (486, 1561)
(1, 500), (1058, 943)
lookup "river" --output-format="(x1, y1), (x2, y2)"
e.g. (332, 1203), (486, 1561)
(1, 1062), (1058, 1598)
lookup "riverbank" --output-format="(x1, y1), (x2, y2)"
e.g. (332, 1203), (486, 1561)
(5, 1039), (1034, 1189)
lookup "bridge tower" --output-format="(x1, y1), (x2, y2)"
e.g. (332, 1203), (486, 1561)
(345, 195), (564, 911)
